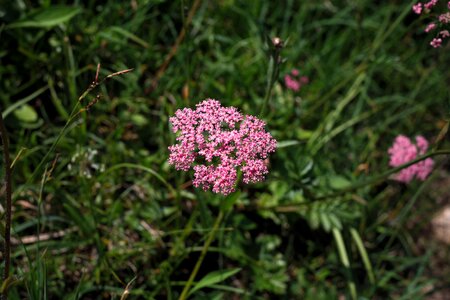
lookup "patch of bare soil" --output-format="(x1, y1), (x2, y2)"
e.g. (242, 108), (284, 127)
(415, 171), (450, 299)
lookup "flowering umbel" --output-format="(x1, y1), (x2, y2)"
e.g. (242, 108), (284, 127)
(388, 135), (434, 183)
(168, 99), (277, 195)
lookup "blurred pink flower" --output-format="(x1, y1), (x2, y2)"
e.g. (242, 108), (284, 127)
(413, 3), (423, 14)
(424, 0), (438, 9)
(388, 135), (434, 183)
(430, 37), (443, 47)
(299, 76), (309, 84)
(440, 30), (450, 37)
(284, 75), (301, 92)
(439, 12), (450, 23)
(168, 99), (277, 195)
(425, 22), (437, 32)
(284, 69), (309, 92)
(413, 1), (450, 47)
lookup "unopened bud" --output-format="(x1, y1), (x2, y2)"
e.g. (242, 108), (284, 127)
(182, 83), (189, 100)
(272, 37), (284, 49)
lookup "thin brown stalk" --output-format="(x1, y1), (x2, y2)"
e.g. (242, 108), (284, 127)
(0, 110), (12, 300)
(146, 0), (202, 93)
(28, 65), (133, 184)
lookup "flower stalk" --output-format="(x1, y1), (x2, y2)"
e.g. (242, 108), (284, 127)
(178, 210), (224, 300)
(0, 109), (12, 300)
(28, 65), (133, 185)
(273, 149), (450, 212)
(260, 36), (283, 117)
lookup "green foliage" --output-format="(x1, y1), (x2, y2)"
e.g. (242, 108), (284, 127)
(1, 0), (449, 299)
(189, 268), (242, 296)
(6, 6), (82, 29)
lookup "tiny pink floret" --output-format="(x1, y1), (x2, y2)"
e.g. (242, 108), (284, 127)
(439, 12), (450, 23)
(413, 1), (450, 48)
(284, 74), (301, 92)
(424, 0), (438, 10)
(425, 23), (436, 32)
(168, 99), (277, 195)
(430, 37), (443, 47)
(440, 30), (450, 37)
(284, 69), (309, 92)
(388, 135), (434, 183)
(413, 3), (423, 14)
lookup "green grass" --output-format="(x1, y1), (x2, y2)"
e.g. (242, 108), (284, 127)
(1, 0), (450, 299)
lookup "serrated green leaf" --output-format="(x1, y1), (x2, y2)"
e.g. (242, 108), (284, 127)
(189, 268), (241, 295)
(7, 6), (82, 28)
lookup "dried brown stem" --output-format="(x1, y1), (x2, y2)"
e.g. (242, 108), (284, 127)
(0, 110), (12, 300)
(146, 0), (202, 93)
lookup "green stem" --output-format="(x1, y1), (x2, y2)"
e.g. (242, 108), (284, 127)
(260, 60), (275, 116)
(260, 47), (282, 117)
(178, 210), (224, 300)
(0, 108), (12, 300)
(27, 67), (133, 185)
(27, 104), (80, 184)
(332, 228), (357, 300)
(274, 150), (450, 212)
(322, 150), (450, 198)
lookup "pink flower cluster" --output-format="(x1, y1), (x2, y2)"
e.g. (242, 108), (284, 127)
(412, 0), (450, 47)
(425, 22), (437, 32)
(388, 135), (434, 183)
(413, 0), (439, 13)
(284, 69), (309, 92)
(168, 99), (277, 195)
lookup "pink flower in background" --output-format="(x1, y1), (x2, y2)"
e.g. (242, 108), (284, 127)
(284, 68), (309, 92)
(168, 99), (277, 195)
(413, 3), (423, 14)
(388, 135), (434, 183)
(430, 37), (443, 47)
(299, 76), (309, 84)
(424, 0), (438, 9)
(413, 1), (450, 47)
(425, 23), (437, 32)
(440, 30), (450, 37)
(284, 75), (301, 91)
(439, 12), (450, 23)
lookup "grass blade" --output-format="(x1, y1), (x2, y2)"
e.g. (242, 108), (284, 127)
(350, 227), (376, 285)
